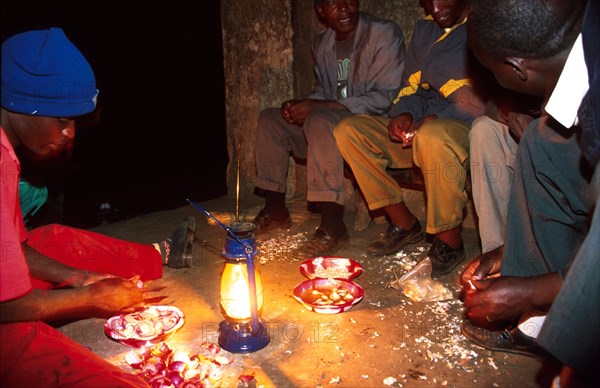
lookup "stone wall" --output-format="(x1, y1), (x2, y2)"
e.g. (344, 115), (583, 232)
(221, 0), (424, 202)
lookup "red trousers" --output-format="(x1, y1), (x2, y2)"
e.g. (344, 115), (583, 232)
(0, 225), (164, 386)
(0, 321), (148, 387)
(26, 224), (163, 287)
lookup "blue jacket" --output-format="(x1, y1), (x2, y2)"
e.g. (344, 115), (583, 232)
(388, 17), (485, 124)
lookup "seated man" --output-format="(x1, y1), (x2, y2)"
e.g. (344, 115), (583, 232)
(334, 0), (485, 276)
(462, 117), (591, 346)
(0, 28), (194, 386)
(462, 0), (598, 384)
(252, 0), (406, 258)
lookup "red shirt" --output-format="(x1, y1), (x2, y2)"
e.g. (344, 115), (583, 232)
(0, 127), (32, 302)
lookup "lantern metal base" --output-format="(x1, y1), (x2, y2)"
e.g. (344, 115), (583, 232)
(218, 319), (270, 353)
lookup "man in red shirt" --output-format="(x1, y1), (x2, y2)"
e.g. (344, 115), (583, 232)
(0, 28), (194, 386)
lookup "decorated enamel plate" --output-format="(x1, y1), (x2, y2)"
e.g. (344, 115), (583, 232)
(105, 305), (185, 347)
(299, 256), (363, 280)
(293, 278), (364, 314)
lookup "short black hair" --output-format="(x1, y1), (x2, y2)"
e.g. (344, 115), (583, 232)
(470, 0), (586, 60)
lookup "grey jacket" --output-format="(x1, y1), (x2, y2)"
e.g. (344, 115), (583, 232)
(308, 12), (405, 115)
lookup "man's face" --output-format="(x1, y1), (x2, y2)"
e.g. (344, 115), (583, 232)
(316, 0), (360, 41)
(423, 0), (469, 29)
(10, 113), (76, 158)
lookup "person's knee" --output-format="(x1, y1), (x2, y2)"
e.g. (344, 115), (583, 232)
(469, 116), (507, 158)
(256, 108), (281, 136)
(258, 107), (280, 121)
(304, 110), (338, 139)
(414, 120), (469, 177)
(414, 120), (447, 153)
(333, 115), (362, 145)
(470, 116), (499, 144)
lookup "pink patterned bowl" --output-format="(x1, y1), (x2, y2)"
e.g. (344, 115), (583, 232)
(105, 305), (185, 348)
(293, 278), (364, 314)
(299, 257), (363, 280)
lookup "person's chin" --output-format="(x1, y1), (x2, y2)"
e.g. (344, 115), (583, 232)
(31, 145), (63, 159)
(434, 16), (451, 28)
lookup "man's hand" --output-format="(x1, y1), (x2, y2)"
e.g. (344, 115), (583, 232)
(388, 113), (414, 144)
(463, 272), (562, 328)
(281, 100), (298, 124)
(87, 277), (147, 316)
(463, 276), (531, 326)
(281, 99), (314, 126)
(0, 275), (165, 324)
(281, 99), (346, 126)
(460, 245), (504, 293)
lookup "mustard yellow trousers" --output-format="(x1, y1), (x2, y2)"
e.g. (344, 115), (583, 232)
(334, 114), (471, 234)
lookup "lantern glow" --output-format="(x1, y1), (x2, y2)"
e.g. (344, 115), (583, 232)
(220, 260), (264, 320)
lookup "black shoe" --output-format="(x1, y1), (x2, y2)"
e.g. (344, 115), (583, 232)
(428, 237), (465, 276)
(297, 227), (349, 259)
(164, 216), (196, 269)
(253, 208), (291, 235)
(460, 320), (548, 358)
(367, 222), (425, 256)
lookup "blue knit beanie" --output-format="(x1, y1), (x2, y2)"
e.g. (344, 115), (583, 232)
(1, 28), (98, 117)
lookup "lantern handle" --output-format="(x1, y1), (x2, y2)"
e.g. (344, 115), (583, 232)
(186, 199), (251, 250)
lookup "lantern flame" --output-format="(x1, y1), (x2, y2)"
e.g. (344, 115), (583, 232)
(220, 262), (263, 320)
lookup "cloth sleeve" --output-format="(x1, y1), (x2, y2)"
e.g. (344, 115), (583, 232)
(0, 133), (33, 302)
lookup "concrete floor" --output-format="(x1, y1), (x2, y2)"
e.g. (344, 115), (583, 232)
(59, 194), (554, 387)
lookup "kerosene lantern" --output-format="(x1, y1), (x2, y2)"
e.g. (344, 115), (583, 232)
(218, 221), (270, 353)
(186, 199), (270, 353)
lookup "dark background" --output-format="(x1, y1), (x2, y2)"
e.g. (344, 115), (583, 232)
(2, 0), (229, 228)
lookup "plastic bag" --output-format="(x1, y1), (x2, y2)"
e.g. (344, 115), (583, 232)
(388, 257), (453, 302)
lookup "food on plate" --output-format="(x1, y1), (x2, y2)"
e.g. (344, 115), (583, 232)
(107, 306), (183, 340)
(302, 286), (355, 306)
(299, 257), (363, 280)
(312, 266), (353, 280)
(293, 278), (364, 314)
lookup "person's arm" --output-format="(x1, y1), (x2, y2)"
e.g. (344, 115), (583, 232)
(23, 244), (116, 287)
(0, 277), (146, 323)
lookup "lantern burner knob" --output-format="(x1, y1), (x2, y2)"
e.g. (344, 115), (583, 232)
(227, 221), (256, 238)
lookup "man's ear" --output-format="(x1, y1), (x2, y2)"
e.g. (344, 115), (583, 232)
(505, 57), (529, 81)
